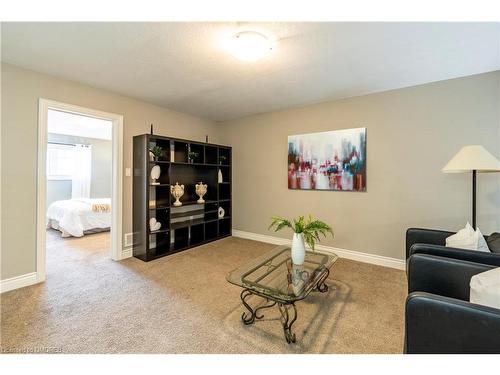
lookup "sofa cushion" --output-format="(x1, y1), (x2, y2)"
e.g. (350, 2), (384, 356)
(470, 267), (500, 309)
(486, 232), (500, 254)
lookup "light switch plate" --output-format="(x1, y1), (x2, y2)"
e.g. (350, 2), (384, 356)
(125, 167), (131, 177)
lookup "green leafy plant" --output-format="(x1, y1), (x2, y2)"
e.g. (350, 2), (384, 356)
(219, 155), (227, 164)
(188, 151), (199, 161)
(268, 215), (333, 250)
(150, 146), (163, 160)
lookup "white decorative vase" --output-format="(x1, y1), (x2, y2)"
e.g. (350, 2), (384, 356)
(170, 182), (184, 206)
(291, 233), (306, 265)
(218, 169), (223, 183)
(195, 182), (207, 203)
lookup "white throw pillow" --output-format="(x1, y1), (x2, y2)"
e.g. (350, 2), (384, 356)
(446, 222), (490, 252)
(476, 228), (490, 252)
(470, 267), (500, 309)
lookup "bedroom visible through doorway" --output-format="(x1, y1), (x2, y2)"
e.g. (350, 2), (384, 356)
(46, 109), (113, 270)
(37, 99), (123, 284)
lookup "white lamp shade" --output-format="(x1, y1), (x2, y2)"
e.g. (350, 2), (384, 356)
(442, 145), (500, 173)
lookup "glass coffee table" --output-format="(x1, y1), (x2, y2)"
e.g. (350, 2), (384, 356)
(226, 245), (338, 343)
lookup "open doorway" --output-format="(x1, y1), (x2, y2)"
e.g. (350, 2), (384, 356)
(46, 110), (113, 268)
(37, 99), (123, 283)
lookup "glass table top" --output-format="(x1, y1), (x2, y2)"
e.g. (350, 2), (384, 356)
(226, 245), (338, 302)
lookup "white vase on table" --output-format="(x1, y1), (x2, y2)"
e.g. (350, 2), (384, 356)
(291, 233), (306, 265)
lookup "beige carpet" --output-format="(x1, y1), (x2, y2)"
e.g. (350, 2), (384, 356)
(1, 230), (407, 353)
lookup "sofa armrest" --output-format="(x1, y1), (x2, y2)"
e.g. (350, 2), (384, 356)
(405, 292), (500, 353)
(407, 254), (496, 300)
(406, 228), (454, 259)
(410, 243), (500, 267)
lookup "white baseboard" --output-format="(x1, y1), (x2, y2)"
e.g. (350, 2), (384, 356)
(0, 272), (39, 294)
(121, 248), (133, 259)
(232, 229), (406, 270)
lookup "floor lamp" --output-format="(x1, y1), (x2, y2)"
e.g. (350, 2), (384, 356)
(442, 145), (500, 229)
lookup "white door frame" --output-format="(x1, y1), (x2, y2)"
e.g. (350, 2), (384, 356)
(37, 98), (124, 283)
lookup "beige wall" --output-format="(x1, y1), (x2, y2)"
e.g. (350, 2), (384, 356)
(1, 63), (219, 279)
(218, 71), (500, 260)
(2, 62), (499, 281)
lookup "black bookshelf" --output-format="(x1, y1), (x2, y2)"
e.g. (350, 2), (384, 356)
(133, 134), (232, 261)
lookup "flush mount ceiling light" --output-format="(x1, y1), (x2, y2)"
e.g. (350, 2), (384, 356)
(228, 31), (273, 62)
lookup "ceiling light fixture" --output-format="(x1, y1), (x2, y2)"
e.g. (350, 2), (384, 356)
(229, 31), (273, 62)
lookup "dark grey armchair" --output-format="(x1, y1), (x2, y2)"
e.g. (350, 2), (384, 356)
(405, 253), (500, 353)
(406, 228), (500, 266)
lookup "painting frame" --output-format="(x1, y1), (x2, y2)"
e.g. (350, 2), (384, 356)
(287, 127), (367, 192)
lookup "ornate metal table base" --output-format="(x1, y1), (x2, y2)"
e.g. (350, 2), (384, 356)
(240, 290), (277, 325)
(239, 271), (329, 344)
(315, 267), (329, 293)
(277, 302), (297, 343)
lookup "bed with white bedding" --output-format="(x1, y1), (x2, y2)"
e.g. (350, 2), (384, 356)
(47, 198), (111, 237)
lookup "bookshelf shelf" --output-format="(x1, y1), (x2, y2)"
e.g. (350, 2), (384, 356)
(133, 134), (232, 262)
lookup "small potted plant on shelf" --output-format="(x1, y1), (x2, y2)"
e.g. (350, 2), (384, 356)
(188, 151), (199, 163)
(219, 155), (227, 165)
(149, 146), (164, 161)
(268, 215), (333, 265)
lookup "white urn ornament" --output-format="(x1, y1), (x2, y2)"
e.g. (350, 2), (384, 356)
(195, 182), (208, 203)
(291, 233), (306, 265)
(170, 182), (184, 206)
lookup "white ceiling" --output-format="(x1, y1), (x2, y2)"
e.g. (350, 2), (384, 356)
(2, 22), (499, 121)
(48, 109), (112, 140)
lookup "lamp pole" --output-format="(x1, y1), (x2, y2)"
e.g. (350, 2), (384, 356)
(472, 169), (476, 230)
(443, 145), (500, 230)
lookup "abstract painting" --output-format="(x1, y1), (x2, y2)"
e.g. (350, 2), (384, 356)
(288, 127), (366, 191)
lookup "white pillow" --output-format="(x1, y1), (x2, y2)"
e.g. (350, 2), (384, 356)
(470, 267), (500, 309)
(446, 222), (490, 252)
